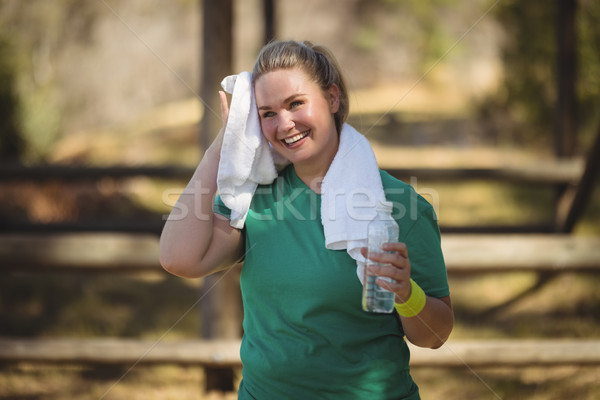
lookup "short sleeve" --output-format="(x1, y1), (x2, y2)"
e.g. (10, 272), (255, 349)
(213, 194), (232, 219)
(402, 204), (449, 298)
(380, 170), (449, 299)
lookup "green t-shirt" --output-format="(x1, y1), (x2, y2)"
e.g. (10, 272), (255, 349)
(214, 165), (449, 399)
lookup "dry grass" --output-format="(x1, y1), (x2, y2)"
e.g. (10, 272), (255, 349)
(0, 362), (239, 400)
(4, 363), (598, 400)
(2, 364), (599, 399)
(414, 366), (600, 400)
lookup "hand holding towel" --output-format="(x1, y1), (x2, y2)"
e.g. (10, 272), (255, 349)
(217, 72), (287, 228)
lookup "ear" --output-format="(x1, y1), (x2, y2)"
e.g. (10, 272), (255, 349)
(326, 84), (340, 114)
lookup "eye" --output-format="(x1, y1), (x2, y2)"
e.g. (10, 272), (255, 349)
(261, 110), (275, 119)
(290, 100), (303, 109)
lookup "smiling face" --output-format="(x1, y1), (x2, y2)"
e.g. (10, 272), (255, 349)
(254, 67), (340, 172)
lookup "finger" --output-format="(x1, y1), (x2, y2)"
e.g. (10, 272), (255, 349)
(376, 276), (410, 290)
(376, 277), (411, 301)
(382, 242), (408, 257)
(366, 250), (408, 268)
(361, 243), (407, 258)
(219, 91), (229, 125)
(360, 247), (368, 258)
(368, 263), (409, 282)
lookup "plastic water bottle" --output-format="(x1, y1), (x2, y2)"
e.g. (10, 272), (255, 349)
(362, 200), (399, 313)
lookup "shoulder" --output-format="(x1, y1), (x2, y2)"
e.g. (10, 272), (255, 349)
(379, 169), (410, 191)
(379, 169), (439, 236)
(379, 169), (433, 212)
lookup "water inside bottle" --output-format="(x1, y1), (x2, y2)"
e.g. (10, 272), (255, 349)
(362, 262), (395, 313)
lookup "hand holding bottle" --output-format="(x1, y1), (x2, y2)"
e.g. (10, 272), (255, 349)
(361, 241), (412, 304)
(362, 201), (412, 313)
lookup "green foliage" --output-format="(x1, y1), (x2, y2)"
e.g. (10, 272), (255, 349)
(353, 0), (462, 62)
(18, 85), (63, 162)
(402, 0), (463, 63)
(484, 0), (600, 150)
(0, 0), (105, 162)
(352, 25), (380, 52)
(348, 0), (493, 89)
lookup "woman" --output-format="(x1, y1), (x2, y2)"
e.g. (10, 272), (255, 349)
(160, 40), (453, 399)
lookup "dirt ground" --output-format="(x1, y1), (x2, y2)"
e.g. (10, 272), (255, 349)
(1, 363), (599, 400)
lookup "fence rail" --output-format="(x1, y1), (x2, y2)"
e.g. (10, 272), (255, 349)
(2, 233), (599, 274)
(0, 161), (586, 234)
(1, 337), (599, 368)
(0, 162), (582, 184)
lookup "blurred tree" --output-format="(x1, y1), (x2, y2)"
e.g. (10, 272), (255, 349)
(482, 0), (600, 152)
(576, 0), (600, 148)
(347, 0), (492, 89)
(0, 36), (25, 161)
(0, 0), (95, 162)
(0, 0), (198, 162)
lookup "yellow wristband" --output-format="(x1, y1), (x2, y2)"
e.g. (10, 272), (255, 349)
(394, 279), (426, 318)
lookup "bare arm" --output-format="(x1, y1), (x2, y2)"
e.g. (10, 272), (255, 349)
(159, 92), (244, 278)
(398, 294), (453, 349)
(361, 243), (454, 349)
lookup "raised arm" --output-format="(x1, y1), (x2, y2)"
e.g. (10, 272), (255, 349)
(159, 92), (244, 278)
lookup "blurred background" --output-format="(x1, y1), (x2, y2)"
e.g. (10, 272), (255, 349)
(1, 0), (599, 399)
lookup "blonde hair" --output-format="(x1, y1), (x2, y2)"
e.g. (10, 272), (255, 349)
(252, 40), (349, 134)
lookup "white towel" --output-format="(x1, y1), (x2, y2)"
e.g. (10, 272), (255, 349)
(217, 71), (287, 229)
(321, 123), (386, 284)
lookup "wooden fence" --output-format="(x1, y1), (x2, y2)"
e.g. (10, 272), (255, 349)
(2, 232), (600, 375)
(2, 232), (600, 275)
(1, 151), (599, 393)
(0, 161), (586, 234)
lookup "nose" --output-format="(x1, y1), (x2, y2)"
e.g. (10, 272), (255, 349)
(278, 111), (295, 131)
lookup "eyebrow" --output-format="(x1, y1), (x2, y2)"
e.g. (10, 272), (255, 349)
(257, 93), (307, 110)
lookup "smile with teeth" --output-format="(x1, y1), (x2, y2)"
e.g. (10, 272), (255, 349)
(283, 130), (310, 145)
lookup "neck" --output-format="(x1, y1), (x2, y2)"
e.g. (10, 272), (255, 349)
(294, 163), (327, 194)
(293, 124), (341, 193)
